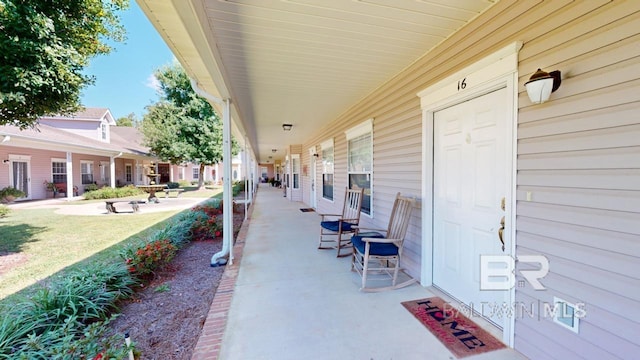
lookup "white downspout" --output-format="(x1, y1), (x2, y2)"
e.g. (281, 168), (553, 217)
(190, 79), (233, 267)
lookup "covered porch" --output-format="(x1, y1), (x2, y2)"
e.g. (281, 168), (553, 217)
(192, 184), (526, 360)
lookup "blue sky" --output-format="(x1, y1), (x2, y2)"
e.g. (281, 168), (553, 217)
(80, 1), (175, 121)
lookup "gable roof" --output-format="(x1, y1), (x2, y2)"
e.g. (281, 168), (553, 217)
(40, 107), (116, 125)
(110, 126), (150, 156)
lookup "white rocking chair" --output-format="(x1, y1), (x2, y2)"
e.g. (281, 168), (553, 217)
(351, 192), (416, 292)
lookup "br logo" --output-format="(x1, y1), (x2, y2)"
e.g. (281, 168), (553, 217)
(480, 255), (549, 290)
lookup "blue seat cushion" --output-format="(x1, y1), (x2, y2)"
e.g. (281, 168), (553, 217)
(351, 232), (398, 256)
(321, 220), (354, 232)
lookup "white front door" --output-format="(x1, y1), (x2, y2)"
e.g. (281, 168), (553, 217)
(432, 87), (510, 327)
(10, 159), (31, 200)
(310, 155), (317, 208)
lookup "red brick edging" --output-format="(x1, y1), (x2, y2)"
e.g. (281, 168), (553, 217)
(191, 204), (253, 359)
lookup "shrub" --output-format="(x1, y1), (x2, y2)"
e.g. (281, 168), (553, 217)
(0, 262), (135, 358)
(166, 182), (180, 189)
(0, 205), (9, 218)
(0, 186), (25, 203)
(83, 185), (144, 200)
(84, 183), (99, 192)
(178, 180), (191, 187)
(123, 239), (177, 277)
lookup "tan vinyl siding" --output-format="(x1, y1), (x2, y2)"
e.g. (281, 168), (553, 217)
(296, 0), (638, 357)
(512, 1), (640, 358)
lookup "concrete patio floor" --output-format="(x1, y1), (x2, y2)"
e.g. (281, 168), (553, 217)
(207, 185), (527, 360)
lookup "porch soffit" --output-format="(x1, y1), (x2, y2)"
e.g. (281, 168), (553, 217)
(137, 0), (497, 163)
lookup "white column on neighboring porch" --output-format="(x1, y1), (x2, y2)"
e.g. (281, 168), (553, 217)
(110, 156), (116, 188)
(65, 152), (73, 200)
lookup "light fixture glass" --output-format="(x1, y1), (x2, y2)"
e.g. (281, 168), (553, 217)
(282, 123), (293, 131)
(525, 68), (561, 104)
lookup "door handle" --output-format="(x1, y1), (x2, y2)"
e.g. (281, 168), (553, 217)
(498, 216), (505, 252)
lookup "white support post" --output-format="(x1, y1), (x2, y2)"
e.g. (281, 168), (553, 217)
(66, 152), (73, 200)
(222, 98), (233, 265)
(110, 156), (116, 188)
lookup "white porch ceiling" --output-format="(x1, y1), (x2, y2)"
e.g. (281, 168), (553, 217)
(137, 0), (496, 163)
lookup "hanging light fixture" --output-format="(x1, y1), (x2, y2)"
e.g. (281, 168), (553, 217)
(525, 68), (561, 104)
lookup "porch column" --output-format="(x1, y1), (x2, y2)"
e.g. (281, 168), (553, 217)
(170, 165), (174, 182)
(222, 99), (233, 264)
(135, 159), (139, 185)
(65, 152), (73, 201)
(109, 156), (116, 188)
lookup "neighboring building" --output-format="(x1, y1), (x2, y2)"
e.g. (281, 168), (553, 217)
(0, 108), (246, 200)
(139, 1), (640, 358)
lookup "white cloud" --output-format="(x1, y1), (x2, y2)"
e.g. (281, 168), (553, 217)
(145, 73), (162, 94)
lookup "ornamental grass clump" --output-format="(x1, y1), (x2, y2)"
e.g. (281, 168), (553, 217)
(0, 262), (135, 358)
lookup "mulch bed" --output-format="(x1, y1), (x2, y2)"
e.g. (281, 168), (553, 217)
(107, 210), (245, 359)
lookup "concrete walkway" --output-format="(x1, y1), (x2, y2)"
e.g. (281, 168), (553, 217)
(202, 185), (526, 360)
(6, 196), (208, 216)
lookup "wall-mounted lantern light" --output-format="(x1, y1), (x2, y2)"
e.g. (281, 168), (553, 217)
(282, 123), (293, 131)
(525, 68), (561, 104)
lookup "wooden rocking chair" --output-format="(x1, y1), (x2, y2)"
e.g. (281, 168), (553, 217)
(351, 192), (416, 292)
(318, 188), (364, 257)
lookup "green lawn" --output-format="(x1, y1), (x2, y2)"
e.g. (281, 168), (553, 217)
(0, 185), (224, 300)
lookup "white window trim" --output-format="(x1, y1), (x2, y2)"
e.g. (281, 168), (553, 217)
(291, 154), (300, 189)
(320, 138), (334, 150)
(100, 161), (109, 183)
(345, 119), (374, 217)
(345, 119), (372, 140)
(192, 166), (200, 180)
(51, 158), (67, 183)
(321, 139), (334, 202)
(125, 163), (133, 182)
(80, 160), (94, 184)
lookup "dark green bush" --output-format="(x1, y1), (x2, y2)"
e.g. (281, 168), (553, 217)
(83, 185), (145, 200)
(166, 182), (180, 189)
(83, 183), (99, 192)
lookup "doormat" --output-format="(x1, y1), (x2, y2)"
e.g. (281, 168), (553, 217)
(299, 208), (315, 212)
(401, 297), (506, 358)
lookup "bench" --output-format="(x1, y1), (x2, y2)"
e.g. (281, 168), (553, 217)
(164, 188), (185, 198)
(53, 183), (79, 197)
(105, 199), (144, 214)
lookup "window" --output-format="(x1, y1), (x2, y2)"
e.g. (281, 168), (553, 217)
(346, 120), (373, 215)
(233, 169), (238, 180)
(137, 164), (143, 183)
(192, 166), (200, 180)
(51, 159), (67, 183)
(292, 155), (300, 189)
(125, 164), (133, 182)
(321, 139), (334, 200)
(101, 123), (107, 140)
(100, 161), (110, 184)
(81, 161), (94, 184)
(179, 167), (185, 180)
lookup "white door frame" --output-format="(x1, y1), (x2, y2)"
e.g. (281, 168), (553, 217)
(419, 42), (521, 346)
(8, 154), (32, 200)
(308, 148), (317, 208)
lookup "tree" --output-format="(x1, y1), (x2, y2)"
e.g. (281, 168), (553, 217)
(141, 62), (238, 189)
(116, 112), (137, 127)
(0, 0), (129, 129)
